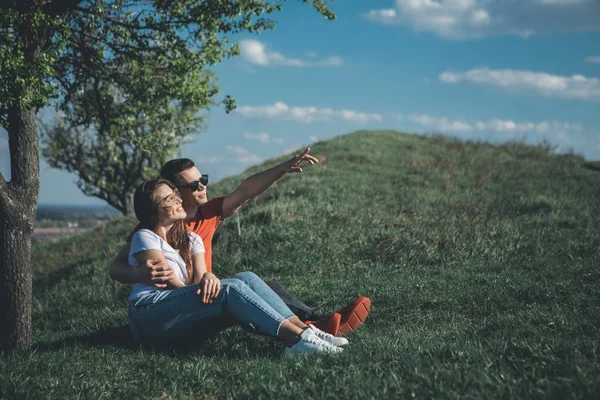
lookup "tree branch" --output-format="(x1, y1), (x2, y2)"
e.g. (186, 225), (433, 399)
(0, 171), (8, 204)
(0, 104), (8, 127)
(69, 25), (165, 57)
(42, 0), (86, 17)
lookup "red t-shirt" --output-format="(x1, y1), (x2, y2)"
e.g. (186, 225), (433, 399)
(184, 196), (224, 273)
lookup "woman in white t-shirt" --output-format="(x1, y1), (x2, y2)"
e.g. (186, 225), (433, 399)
(127, 179), (348, 356)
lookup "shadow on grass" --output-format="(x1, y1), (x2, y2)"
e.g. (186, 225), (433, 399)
(34, 325), (282, 360)
(34, 325), (140, 351)
(33, 262), (79, 292)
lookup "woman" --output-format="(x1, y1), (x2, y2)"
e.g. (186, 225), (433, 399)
(127, 179), (348, 356)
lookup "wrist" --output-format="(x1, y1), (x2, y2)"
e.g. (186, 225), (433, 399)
(131, 267), (144, 283)
(278, 163), (289, 174)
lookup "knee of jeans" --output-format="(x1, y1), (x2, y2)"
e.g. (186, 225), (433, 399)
(233, 271), (258, 283)
(223, 278), (248, 295)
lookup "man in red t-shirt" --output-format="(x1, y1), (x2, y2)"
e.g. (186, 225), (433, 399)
(109, 148), (369, 336)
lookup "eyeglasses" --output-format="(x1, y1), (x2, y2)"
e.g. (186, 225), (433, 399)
(159, 189), (182, 207)
(177, 174), (209, 192)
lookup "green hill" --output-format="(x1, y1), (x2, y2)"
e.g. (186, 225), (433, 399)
(2, 130), (600, 398)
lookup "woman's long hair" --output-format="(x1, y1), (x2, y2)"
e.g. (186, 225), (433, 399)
(133, 179), (194, 282)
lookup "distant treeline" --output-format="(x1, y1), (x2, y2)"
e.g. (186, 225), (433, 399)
(36, 205), (118, 227)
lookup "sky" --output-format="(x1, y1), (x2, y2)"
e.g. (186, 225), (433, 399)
(1, 0), (599, 207)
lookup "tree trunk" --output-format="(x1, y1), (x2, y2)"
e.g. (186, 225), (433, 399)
(122, 194), (132, 216)
(0, 106), (39, 351)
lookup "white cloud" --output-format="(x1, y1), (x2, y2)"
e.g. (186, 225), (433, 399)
(236, 102), (383, 124)
(365, 8), (397, 21)
(478, 119), (584, 135)
(309, 136), (319, 143)
(226, 145), (263, 164)
(365, 0), (600, 39)
(318, 56), (344, 68)
(243, 131), (284, 144)
(405, 113), (585, 138)
(283, 146), (301, 155)
(195, 155), (219, 165)
(409, 114), (474, 133)
(535, 0), (587, 4)
(244, 132), (270, 143)
(239, 40), (343, 68)
(586, 56), (600, 64)
(440, 68), (600, 100)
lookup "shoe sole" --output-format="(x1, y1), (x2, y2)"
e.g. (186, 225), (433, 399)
(328, 313), (341, 337)
(338, 297), (371, 336)
(284, 347), (343, 357)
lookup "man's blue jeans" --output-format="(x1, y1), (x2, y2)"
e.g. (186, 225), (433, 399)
(128, 271), (296, 348)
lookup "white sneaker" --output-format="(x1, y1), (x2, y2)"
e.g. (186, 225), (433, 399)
(284, 328), (343, 358)
(308, 324), (349, 347)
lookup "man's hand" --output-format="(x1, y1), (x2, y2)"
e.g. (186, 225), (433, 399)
(283, 147), (319, 173)
(196, 272), (221, 304)
(134, 259), (175, 289)
(222, 147), (320, 218)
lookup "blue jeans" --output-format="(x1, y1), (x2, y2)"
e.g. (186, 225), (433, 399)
(128, 271), (296, 348)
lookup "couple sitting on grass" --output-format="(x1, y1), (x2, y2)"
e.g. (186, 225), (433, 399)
(109, 148), (370, 357)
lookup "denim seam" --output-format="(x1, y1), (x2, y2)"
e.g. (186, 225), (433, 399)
(233, 273), (296, 320)
(227, 283), (285, 328)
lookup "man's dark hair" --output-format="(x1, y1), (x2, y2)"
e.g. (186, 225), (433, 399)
(160, 158), (195, 185)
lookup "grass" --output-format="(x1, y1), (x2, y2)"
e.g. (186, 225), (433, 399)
(1, 130), (599, 399)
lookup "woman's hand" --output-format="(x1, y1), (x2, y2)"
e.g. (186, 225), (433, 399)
(197, 272), (221, 304)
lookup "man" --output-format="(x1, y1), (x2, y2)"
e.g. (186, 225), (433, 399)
(109, 148), (370, 336)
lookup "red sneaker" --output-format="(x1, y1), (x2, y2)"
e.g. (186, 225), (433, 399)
(307, 313), (341, 337)
(338, 297), (371, 336)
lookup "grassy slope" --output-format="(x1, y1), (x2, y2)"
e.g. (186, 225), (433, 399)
(1, 130), (599, 399)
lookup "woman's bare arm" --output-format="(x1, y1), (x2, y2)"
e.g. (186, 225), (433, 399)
(109, 243), (174, 288)
(190, 253), (207, 285)
(191, 252), (220, 304)
(133, 249), (185, 289)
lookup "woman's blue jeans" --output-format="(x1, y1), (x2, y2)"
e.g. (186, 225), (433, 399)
(128, 271), (296, 348)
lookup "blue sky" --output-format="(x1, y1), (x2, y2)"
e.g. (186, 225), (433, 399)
(1, 0), (599, 207)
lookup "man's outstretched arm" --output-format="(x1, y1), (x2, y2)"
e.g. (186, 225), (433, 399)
(222, 147), (319, 218)
(108, 243), (174, 288)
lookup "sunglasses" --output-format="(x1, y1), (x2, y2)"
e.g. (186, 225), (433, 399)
(159, 189), (182, 207)
(177, 174), (209, 191)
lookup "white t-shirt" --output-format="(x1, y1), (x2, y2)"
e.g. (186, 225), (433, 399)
(128, 229), (205, 301)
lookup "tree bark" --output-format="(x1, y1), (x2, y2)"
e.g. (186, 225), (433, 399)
(0, 106), (39, 351)
(122, 193), (132, 216)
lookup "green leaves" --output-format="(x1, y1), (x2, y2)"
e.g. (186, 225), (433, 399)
(1, 0), (335, 120)
(0, 8), (67, 118)
(40, 83), (206, 214)
(3, 0), (336, 208)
